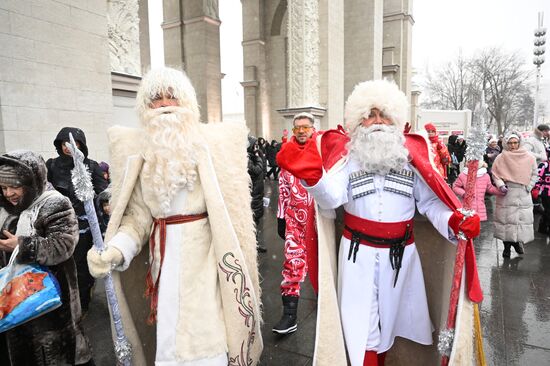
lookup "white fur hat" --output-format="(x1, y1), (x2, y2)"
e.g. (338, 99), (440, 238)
(136, 67), (200, 122)
(344, 79), (409, 131)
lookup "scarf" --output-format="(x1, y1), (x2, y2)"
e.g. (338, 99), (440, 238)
(491, 148), (535, 186)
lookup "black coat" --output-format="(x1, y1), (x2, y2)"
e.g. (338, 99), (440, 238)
(248, 151), (265, 222)
(447, 135), (467, 163)
(0, 150), (92, 365)
(266, 142), (280, 167)
(46, 127), (109, 229)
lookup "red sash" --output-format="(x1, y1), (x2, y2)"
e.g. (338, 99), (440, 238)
(145, 212), (208, 324)
(342, 211), (414, 248)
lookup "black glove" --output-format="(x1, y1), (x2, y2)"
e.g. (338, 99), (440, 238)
(277, 218), (286, 240)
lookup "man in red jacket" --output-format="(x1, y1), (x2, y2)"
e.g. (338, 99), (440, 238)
(273, 112), (316, 334)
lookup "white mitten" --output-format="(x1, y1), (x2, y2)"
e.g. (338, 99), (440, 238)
(87, 246), (123, 278)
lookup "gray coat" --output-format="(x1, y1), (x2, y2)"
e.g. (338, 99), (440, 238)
(0, 150), (92, 365)
(493, 167), (538, 243)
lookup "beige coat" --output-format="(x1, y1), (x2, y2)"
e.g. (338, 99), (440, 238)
(493, 167), (538, 243)
(105, 122), (262, 365)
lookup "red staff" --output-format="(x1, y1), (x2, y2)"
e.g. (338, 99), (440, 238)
(439, 104), (488, 366)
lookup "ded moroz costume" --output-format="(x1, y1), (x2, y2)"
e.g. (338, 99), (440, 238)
(87, 67), (262, 366)
(277, 80), (482, 366)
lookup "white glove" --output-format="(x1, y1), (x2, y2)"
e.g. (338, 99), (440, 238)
(87, 246), (123, 278)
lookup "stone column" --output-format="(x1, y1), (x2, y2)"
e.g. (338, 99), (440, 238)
(241, 0), (269, 137)
(344, 0), (383, 98)
(162, 0), (222, 122)
(277, 0), (326, 129)
(287, 0), (320, 108)
(383, 0), (414, 96)
(138, 0), (151, 73)
(318, 0), (344, 129)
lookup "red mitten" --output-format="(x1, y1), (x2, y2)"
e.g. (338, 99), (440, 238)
(532, 188), (540, 200)
(449, 211), (481, 239)
(403, 122), (412, 134)
(276, 137), (323, 186)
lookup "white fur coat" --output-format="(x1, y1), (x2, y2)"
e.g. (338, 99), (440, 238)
(104, 122), (262, 365)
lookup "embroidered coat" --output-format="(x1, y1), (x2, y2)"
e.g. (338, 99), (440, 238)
(0, 150), (92, 366)
(307, 158), (454, 365)
(104, 123), (263, 365)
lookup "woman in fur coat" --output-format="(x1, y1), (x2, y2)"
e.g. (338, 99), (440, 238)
(491, 132), (539, 258)
(0, 150), (93, 365)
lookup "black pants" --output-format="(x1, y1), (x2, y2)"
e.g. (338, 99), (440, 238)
(540, 195), (550, 230)
(266, 166), (280, 180)
(73, 232), (95, 312)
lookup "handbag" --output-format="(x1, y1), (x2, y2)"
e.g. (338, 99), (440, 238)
(0, 245), (62, 332)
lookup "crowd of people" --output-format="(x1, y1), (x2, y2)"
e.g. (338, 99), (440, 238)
(0, 66), (546, 366)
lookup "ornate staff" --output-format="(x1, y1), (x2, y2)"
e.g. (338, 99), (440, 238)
(67, 133), (132, 366)
(439, 96), (487, 366)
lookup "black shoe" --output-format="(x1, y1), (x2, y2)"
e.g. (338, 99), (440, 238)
(272, 296), (298, 334)
(512, 242), (524, 255)
(257, 245), (267, 253)
(502, 242), (511, 258)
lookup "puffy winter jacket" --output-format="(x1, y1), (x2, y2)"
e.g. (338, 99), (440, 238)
(452, 167), (501, 221)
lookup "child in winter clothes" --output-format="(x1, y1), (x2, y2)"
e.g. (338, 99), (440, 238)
(452, 162), (502, 221)
(533, 159), (550, 234)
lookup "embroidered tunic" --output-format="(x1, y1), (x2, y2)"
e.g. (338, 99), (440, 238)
(306, 158), (454, 366)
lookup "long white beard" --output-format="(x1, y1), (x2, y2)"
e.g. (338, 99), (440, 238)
(347, 124), (409, 175)
(141, 106), (200, 215)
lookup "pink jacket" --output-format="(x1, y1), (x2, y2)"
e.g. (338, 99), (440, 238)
(452, 168), (501, 221)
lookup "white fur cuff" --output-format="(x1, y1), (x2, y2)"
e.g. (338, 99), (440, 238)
(108, 231), (140, 271)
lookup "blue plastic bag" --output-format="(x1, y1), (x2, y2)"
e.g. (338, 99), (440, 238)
(0, 246), (62, 333)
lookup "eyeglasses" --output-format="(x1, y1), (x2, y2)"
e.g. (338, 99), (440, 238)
(292, 126), (313, 133)
(507, 141), (519, 145)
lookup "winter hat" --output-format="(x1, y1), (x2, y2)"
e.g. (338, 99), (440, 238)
(344, 79), (409, 131)
(424, 123), (437, 132)
(503, 131), (522, 150)
(99, 161), (109, 173)
(0, 164), (22, 186)
(97, 189), (111, 205)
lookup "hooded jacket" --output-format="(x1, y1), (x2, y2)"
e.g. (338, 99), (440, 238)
(522, 127), (548, 164)
(247, 137), (265, 221)
(0, 150), (92, 365)
(46, 127), (109, 227)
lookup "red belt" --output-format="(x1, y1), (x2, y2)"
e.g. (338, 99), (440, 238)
(145, 212), (208, 324)
(342, 211), (414, 248)
(343, 212), (414, 286)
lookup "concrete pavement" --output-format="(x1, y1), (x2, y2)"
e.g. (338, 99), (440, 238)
(83, 181), (550, 365)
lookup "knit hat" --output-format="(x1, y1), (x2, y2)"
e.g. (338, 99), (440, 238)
(424, 123), (436, 132)
(99, 161), (109, 173)
(0, 164), (23, 187)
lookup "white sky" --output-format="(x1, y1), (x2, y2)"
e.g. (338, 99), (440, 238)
(413, 0), (550, 71)
(149, 1), (550, 118)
